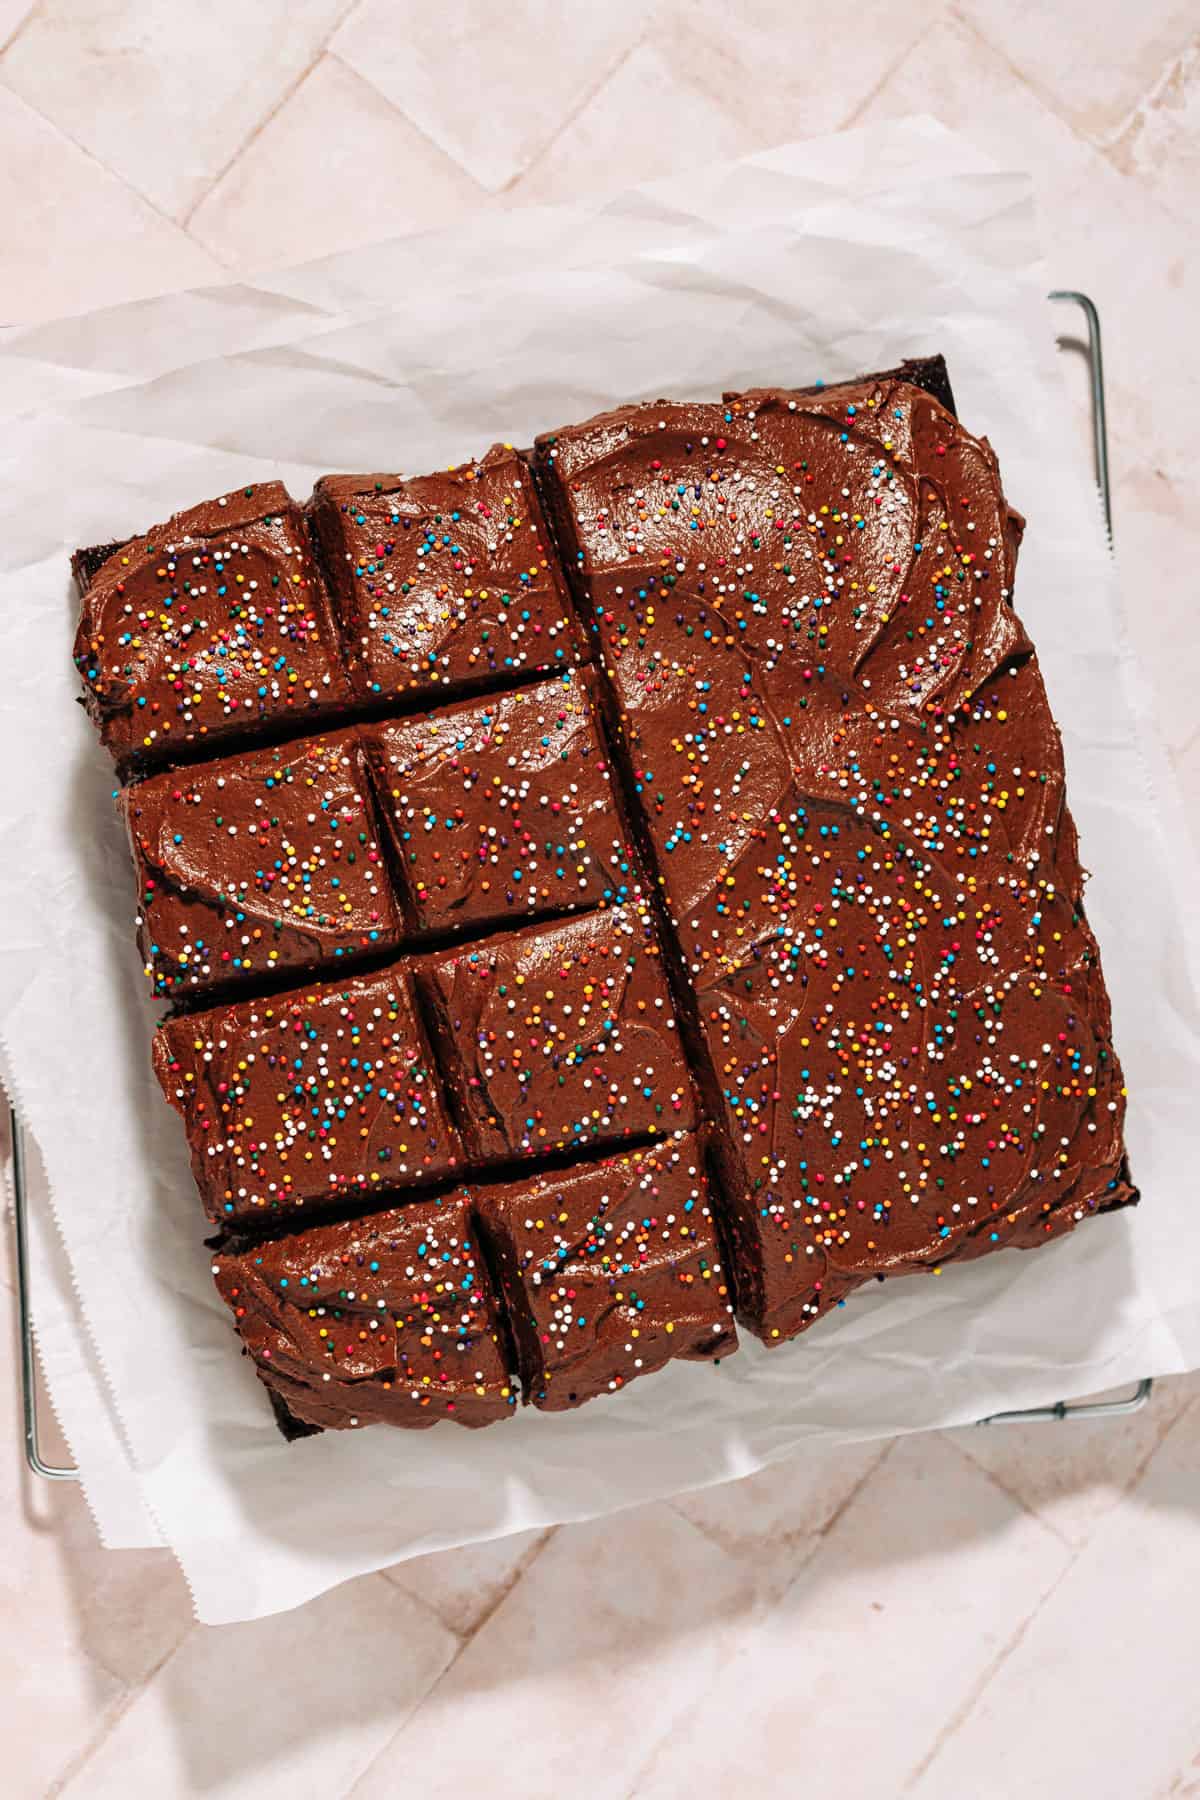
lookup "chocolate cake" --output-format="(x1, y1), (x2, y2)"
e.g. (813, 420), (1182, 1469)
(415, 901), (698, 1164)
(212, 1196), (516, 1430)
(153, 964), (462, 1225)
(472, 1132), (736, 1409)
(308, 446), (583, 703)
(74, 482), (350, 770)
(76, 355), (1135, 1436)
(363, 668), (636, 936)
(123, 726), (402, 1001)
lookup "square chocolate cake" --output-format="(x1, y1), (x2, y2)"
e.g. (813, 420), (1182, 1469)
(123, 727), (403, 1002)
(473, 1132), (736, 1410)
(415, 900), (698, 1164)
(74, 482), (350, 770)
(364, 668), (636, 936)
(153, 964), (463, 1225)
(308, 446), (583, 703)
(213, 1196), (515, 1430)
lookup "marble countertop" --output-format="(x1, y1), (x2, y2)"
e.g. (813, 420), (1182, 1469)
(3, 2), (1198, 1795)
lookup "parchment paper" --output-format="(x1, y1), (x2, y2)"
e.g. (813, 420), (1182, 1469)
(2, 120), (1198, 1624)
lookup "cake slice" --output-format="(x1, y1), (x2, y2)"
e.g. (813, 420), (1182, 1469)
(153, 964), (463, 1226)
(212, 1196), (516, 1431)
(363, 668), (637, 937)
(472, 1133), (736, 1410)
(123, 726), (403, 1001)
(308, 445), (583, 705)
(73, 481), (350, 770)
(415, 900), (697, 1164)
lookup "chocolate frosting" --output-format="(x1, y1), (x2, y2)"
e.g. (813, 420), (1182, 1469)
(213, 1196), (515, 1429)
(536, 374), (1133, 1342)
(154, 964), (463, 1225)
(472, 1131), (736, 1410)
(308, 446), (583, 702)
(364, 668), (637, 936)
(124, 727), (402, 1000)
(416, 900), (697, 1163)
(74, 482), (349, 769)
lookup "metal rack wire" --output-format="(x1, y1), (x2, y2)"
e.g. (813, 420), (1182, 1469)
(6, 290), (1151, 1484)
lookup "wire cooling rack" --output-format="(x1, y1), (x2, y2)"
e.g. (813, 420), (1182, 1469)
(6, 290), (1151, 1484)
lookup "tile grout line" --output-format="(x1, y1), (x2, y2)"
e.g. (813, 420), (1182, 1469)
(496, 32), (643, 195)
(323, 48), (490, 199)
(678, 1434), (896, 1561)
(45, 1617), (199, 1799)
(442, 1523), (557, 1637)
(1122, 1389), (1200, 1494)
(178, 34), (342, 232)
(839, 15), (939, 131)
(953, 0), (1198, 161)
(369, 1565), (461, 1638)
(621, 1494), (860, 1800)
(945, 4), (1037, 95)
(901, 1548), (1077, 1795)
(174, 14), (505, 249)
(950, 1), (1200, 268)
(55, 1514), (570, 1799)
(0, 73), (209, 247)
(813, 1436), (897, 1538)
(954, 1381), (1198, 1548)
(322, 29), (644, 205)
(903, 1397), (1200, 1791)
(1096, 29), (1200, 156)
(347, 1528), (560, 1792)
(0, 0), (39, 58)
(943, 0), (1165, 168)
(651, 1437), (900, 1774)
(380, 1523), (557, 1634)
(937, 1427), (1078, 1545)
(0, 69), (212, 241)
